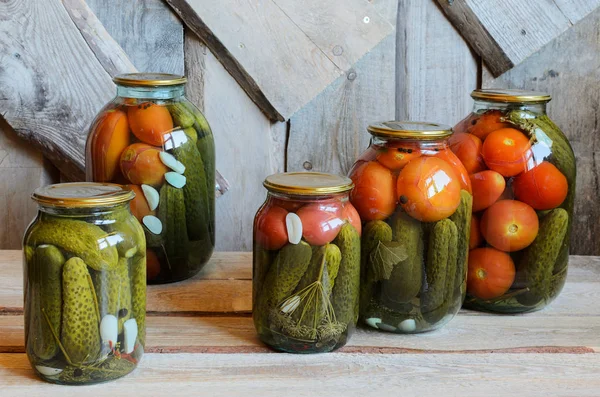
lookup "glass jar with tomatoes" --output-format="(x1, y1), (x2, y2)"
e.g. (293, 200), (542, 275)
(349, 122), (473, 333)
(86, 73), (215, 284)
(451, 89), (575, 313)
(253, 172), (361, 353)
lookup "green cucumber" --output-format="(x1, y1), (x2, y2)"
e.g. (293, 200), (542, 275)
(130, 255), (146, 346)
(449, 190), (473, 302)
(331, 223), (361, 326)
(167, 103), (195, 128)
(359, 221), (392, 315)
(91, 257), (131, 333)
(158, 184), (189, 263)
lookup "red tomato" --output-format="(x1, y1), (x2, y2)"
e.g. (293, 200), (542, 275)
(454, 113), (480, 135)
(513, 161), (568, 210)
(480, 200), (539, 252)
(271, 198), (305, 212)
(469, 214), (483, 249)
(467, 110), (512, 141)
(376, 144), (422, 171)
(470, 170), (506, 212)
(255, 205), (289, 250)
(341, 202), (362, 235)
(433, 148), (472, 194)
(482, 128), (532, 177)
(396, 156), (461, 222)
(349, 161), (397, 221)
(467, 247), (515, 300)
(448, 133), (486, 174)
(297, 203), (344, 246)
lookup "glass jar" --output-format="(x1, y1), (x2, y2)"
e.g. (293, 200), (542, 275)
(23, 183), (146, 384)
(86, 73), (215, 284)
(253, 172), (361, 353)
(452, 89), (575, 313)
(349, 122), (473, 333)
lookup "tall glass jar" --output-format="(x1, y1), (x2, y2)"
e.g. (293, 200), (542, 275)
(253, 172), (361, 353)
(86, 73), (215, 284)
(349, 122), (473, 333)
(451, 89), (575, 313)
(23, 183), (146, 384)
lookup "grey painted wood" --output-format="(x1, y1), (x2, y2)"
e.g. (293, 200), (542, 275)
(87, 0), (184, 74)
(482, 8), (600, 255)
(436, 0), (600, 76)
(165, 0), (393, 121)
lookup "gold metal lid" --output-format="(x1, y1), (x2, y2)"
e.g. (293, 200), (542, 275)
(113, 73), (187, 87)
(263, 172), (354, 195)
(471, 89), (551, 103)
(367, 121), (452, 140)
(32, 183), (135, 208)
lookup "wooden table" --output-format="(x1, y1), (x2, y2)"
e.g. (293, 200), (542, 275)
(1, 251), (598, 395)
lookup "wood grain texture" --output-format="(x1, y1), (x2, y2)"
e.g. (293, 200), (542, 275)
(165, 0), (393, 121)
(436, 0), (600, 76)
(482, 8), (600, 255)
(1, 353), (599, 396)
(86, 0), (184, 74)
(286, 0), (398, 176)
(396, 0), (478, 125)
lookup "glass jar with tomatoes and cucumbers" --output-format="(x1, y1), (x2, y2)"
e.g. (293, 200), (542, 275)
(451, 89), (575, 313)
(349, 122), (473, 333)
(253, 172), (362, 353)
(86, 73), (215, 284)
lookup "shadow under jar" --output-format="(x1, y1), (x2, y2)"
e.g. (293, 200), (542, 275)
(451, 89), (575, 313)
(23, 183), (146, 384)
(253, 172), (362, 353)
(86, 73), (215, 284)
(350, 122), (473, 333)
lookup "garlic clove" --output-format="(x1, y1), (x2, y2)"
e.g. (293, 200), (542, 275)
(123, 318), (138, 354)
(36, 365), (63, 376)
(285, 212), (302, 244)
(377, 322), (398, 333)
(365, 317), (382, 329)
(100, 314), (118, 347)
(280, 295), (301, 314)
(398, 318), (417, 332)
(165, 172), (187, 189)
(159, 151), (186, 174)
(142, 215), (163, 235)
(141, 184), (160, 211)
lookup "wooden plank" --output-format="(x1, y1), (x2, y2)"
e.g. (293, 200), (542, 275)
(86, 0), (185, 75)
(286, 0), (398, 176)
(1, 353), (599, 396)
(2, 312), (599, 353)
(436, 0), (600, 76)
(482, 7), (600, 255)
(396, 0), (478, 125)
(165, 0), (393, 121)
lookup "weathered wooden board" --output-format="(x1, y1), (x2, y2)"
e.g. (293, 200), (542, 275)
(1, 353), (599, 396)
(436, 0), (600, 76)
(482, 7), (600, 255)
(165, 0), (394, 121)
(286, 0), (398, 176)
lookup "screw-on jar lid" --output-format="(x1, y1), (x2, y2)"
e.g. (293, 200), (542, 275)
(113, 73), (187, 87)
(32, 183), (135, 208)
(471, 88), (551, 103)
(263, 172), (354, 196)
(367, 121), (452, 140)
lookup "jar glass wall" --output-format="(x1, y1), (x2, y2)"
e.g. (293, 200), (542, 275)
(349, 122), (473, 333)
(23, 183), (146, 384)
(85, 73), (215, 284)
(452, 89), (575, 313)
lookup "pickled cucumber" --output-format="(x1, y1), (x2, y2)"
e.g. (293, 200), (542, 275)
(130, 255), (146, 346)
(30, 245), (64, 360)
(420, 219), (457, 324)
(360, 221), (392, 313)
(92, 257), (131, 333)
(158, 184), (189, 263)
(331, 223), (361, 325)
(253, 244), (274, 305)
(449, 190), (472, 302)
(103, 209), (146, 258)
(518, 208), (569, 305)
(29, 216), (118, 270)
(61, 257), (101, 364)
(167, 103), (195, 128)
(183, 126), (198, 143)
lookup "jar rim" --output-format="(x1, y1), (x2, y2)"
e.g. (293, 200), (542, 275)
(113, 73), (187, 87)
(263, 172), (353, 195)
(367, 121), (452, 140)
(32, 183), (135, 208)
(471, 88), (551, 103)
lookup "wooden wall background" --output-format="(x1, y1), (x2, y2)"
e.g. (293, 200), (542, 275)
(1, 0), (598, 255)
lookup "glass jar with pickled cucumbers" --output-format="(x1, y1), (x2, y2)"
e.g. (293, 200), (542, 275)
(451, 89), (575, 313)
(23, 183), (146, 385)
(349, 122), (473, 333)
(85, 73), (215, 284)
(253, 172), (362, 353)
